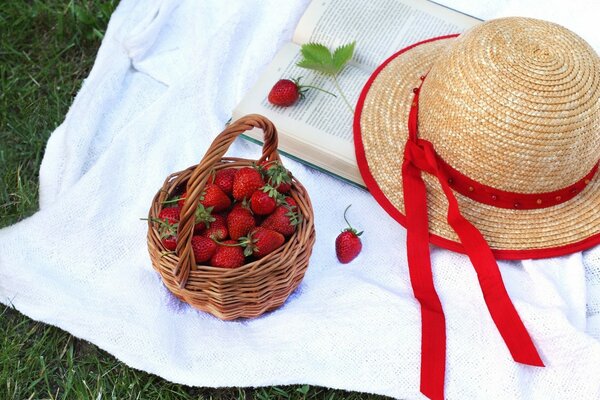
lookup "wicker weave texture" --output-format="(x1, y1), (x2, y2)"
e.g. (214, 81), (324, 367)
(147, 115), (316, 320)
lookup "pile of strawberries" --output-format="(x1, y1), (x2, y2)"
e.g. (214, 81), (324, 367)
(152, 160), (301, 269)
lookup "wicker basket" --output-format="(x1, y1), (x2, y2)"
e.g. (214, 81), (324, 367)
(146, 114), (316, 320)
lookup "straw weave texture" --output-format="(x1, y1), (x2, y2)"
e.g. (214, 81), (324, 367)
(359, 17), (600, 250)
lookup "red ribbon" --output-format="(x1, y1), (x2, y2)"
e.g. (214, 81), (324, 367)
(403, 81), (544, 400)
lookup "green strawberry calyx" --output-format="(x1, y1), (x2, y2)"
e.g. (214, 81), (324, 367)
(284, 205), (302, 227)
(194, 204), (215, 227)
(238, 232), (259, 257)
(263, 162), (292, 186)
(261, 184), (286, 202)
(142, 217), (178, 239)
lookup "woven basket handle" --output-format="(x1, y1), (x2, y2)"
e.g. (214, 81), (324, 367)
(173, 114), (281, 287)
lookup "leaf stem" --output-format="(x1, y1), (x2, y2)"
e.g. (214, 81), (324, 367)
(301, 85), (337, 98)
(343, 204), (354, 231)
(162, 197), (180, 204)
(333, 75), (355, 115)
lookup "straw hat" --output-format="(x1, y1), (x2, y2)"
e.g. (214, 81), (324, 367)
(355, 17), (600, 257)
(354, 17), (599, 400)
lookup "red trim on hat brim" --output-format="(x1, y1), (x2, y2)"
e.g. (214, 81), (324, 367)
(353, 34), (600, 260)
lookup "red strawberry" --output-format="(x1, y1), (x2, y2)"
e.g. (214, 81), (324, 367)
(158, 207), (180, 225)
(151, 217), (178, 251)
(260, 199), (301, 238)
(202, 214), (228, 240)
(240, 227), (285, 258)
(213, 168), (237, 196)
(227, 204), (256, 240)
(191, 235), (217, 264)
(193, 204), (215, 234)
(233, 167), (265, 201)
(210, 240), (245, 269)
(162, 236), (177, 251)
(250, 188), (278, 215)
(283, 196), (297, 207)
(268, 79), (302, 107)
(335, 205), (363, 264)
(200, 184), (231, 212)
(259, 161), (292, 194)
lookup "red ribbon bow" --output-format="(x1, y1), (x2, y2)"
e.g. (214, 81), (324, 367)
(403, 82), (544, 400)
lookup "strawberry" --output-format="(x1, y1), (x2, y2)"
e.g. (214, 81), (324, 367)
(227, 204), (256, 240)
(239, 227), (285, 258)
(232, 167), (265, 201)
(210, 240), (245, 269)
(213, 168), (237, 196)
(282, 196), (297, 207)
(193, 204), (215, 234)
(158, 207), (180, 225)
(260, 198), (301, 237)
(267, 77), (333, 107)
(250, 187), (279, 215)
(162, 236), (177, 251)
(259, 160), (292, 194)
(268, 78), (302, 107)
(202, 214), (228, 240)
(191, 235), (217, 264)
(150, 217), (178, 251)
(335, 205), (363, 264)
(200, 184), (231, 212)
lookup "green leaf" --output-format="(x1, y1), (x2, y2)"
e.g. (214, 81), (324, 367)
(297, 41), (356, 76)
(297, 43), (336, 75)
(332, 41), (355, 72)
(300, 42), (332, 64)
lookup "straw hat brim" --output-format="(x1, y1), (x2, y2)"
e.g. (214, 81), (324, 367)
(354, 35), (600, 259)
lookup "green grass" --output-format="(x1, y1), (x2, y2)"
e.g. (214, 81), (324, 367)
(0, 2), (388, 399)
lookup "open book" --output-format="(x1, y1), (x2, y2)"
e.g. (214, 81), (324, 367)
(233, 0), (480, 187)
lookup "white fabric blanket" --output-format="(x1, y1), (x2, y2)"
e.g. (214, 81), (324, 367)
(2, 0), (600, 398)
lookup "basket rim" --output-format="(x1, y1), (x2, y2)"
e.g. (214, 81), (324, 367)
(147, 158), (315, 275)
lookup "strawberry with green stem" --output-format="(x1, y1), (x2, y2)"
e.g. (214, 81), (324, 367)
(199, 184), (231, 212)
(297, 41), (356, 114)
(163, 193), (221, 234)
(239, 227), (285, 259)
(142, 217), (179, 251)
(259, 160), (292, 194)
(193, 204), (216, 234)
(260, 197), (302, 238)
(202, 213), (228, 240)
(335, 205), (363, 264)
(157, 207), (180, 225)
(211, 240), (246, 269)
(250, 185), (285, 215)
(268, 77), (336, 107)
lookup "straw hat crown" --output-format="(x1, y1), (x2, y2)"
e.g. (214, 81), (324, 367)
(419, 17), (600, 193)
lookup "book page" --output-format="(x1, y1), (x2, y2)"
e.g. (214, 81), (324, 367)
(294, 0), (480, 70)
(234, 43), (370, 164)
(233, 43), (369, 185)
